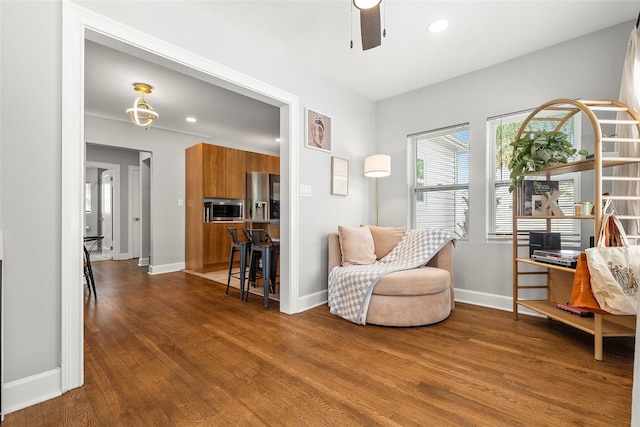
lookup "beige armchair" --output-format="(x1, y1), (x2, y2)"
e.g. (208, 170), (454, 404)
(328, 231), (454, 327)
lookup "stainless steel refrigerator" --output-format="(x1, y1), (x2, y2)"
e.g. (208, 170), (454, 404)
(246, 172), (280, 220)
(246, 172), (270, 220)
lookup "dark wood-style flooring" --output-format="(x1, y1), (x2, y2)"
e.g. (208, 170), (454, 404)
(3, 259), (635, 426)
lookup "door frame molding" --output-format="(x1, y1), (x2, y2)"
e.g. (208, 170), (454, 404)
(62, 1), (300, 393)
(85, 161), (121, 259)
(128, 165), (141, 260)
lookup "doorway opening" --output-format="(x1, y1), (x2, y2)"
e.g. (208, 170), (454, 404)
(62, 2), (300, 393)
(85, 146), (151, 266)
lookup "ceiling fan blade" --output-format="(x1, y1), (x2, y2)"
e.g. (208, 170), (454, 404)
(359, 4), (381, 50)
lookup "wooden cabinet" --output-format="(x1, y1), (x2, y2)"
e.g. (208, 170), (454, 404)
(203, 144), (224, 197)
(512, 99), (639, 360)
(185, 143), (279, 272)
(201, 144), (246, 198)
(246, 151), (280, 175)
(224, 148), (246, 199)
(203, 222), (240, 266)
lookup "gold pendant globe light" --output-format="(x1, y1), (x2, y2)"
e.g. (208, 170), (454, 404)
(126, 83), (159, 130)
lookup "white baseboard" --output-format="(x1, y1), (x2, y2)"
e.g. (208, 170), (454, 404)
(3, 368), (62, 414)
(297, 289), (328, 312)
(113, 252), (130, 261)
(138, 257), (150, 267)
(149, 262), (185, 275)
(292, 287), (542, 318)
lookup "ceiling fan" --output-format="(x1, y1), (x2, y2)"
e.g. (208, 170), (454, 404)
(352, 0), (385, 51)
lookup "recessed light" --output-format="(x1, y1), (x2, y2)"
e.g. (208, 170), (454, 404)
(428, 19), (448, 33)
(186, 117), (197, 123)
(275, 138), (281, 142)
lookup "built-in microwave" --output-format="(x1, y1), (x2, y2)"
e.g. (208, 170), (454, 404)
(204, 198), (244, 222)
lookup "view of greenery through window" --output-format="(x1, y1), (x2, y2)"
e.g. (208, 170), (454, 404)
(487, 111), (580, 243)
(410, 113), (580, 243)
(411, 124), (470, 240)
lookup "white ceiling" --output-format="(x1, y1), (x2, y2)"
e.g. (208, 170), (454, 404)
(84, 1), (639, 149)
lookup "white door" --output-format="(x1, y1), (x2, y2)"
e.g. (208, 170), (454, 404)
(101, 169), (113, 259)
(132, 167), (141, 258)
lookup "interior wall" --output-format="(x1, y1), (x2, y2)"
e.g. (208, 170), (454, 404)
(0, 0), (637, 416)
(75, 0), (375, 297)
(86, 144), (140, 255)
(0, 0), (61, 383)
(375, 20), (634, 305)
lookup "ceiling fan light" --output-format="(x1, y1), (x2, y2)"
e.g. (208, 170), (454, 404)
(353, 0), (381, 10)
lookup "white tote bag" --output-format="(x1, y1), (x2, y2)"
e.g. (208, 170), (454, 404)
(585, 214), (639, 315)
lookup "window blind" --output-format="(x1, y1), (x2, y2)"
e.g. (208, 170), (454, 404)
(411, 124), (470, 240)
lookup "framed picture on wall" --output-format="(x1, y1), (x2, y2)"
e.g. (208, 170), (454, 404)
(305, 108), (332, 152)
(331, 156), (349, 196)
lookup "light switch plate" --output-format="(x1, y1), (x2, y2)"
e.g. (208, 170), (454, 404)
(299, 185), (312, 197)
(178, 199), (184, 207)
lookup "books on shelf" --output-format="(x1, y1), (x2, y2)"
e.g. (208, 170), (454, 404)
(518, 180), (563, 216)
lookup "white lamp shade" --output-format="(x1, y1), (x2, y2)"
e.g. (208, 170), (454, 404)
(364, 154), (391, 178)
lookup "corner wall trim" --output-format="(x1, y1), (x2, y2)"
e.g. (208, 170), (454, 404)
(297, 290), (328, 312)
(148, 262), (185, 275)
(3, 368), (62, 415)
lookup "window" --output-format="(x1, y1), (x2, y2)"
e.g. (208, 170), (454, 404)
(410, 124), (470, 240)
(486, 110), (582, 243)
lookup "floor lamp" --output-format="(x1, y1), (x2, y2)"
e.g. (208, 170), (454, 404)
(364, 154), (391, 226)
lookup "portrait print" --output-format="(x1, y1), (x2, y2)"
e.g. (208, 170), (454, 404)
(305, 108), (332, 152)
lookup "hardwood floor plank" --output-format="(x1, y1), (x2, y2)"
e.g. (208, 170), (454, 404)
(2, 259), (633, 426)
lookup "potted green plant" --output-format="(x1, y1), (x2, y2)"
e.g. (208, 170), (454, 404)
(508, 129), (588, 192)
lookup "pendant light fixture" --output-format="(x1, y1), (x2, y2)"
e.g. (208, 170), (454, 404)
(126, 83), (158, 130)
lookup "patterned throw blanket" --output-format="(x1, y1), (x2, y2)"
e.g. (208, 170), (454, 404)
(328, 229), (454, 325)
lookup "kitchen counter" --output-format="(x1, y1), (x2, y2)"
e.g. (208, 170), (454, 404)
(244, 219), (280, 225)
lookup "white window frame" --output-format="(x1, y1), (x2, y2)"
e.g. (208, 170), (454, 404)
(410, 123), (470, 240)
(486, 110), (582, 244)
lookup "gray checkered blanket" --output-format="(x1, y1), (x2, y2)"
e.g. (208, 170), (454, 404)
(328, 229), (454, 325)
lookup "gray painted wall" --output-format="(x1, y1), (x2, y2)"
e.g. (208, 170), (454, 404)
(0, 0), (373, 388)
(77, 1), (375, 296)
(1, 0), (61, 382)
(86, 144), (140, 254)
(376, 21), (635, 299)
(0, 0), (637, 416)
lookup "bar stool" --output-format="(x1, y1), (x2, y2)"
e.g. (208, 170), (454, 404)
(246, 228), (279, 309)
(226, 228), (250, 300)
(83, 235), (103, 297)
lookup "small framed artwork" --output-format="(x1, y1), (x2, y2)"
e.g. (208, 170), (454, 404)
(331, 156), (349, 196)
(305, 108), (332, 152)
